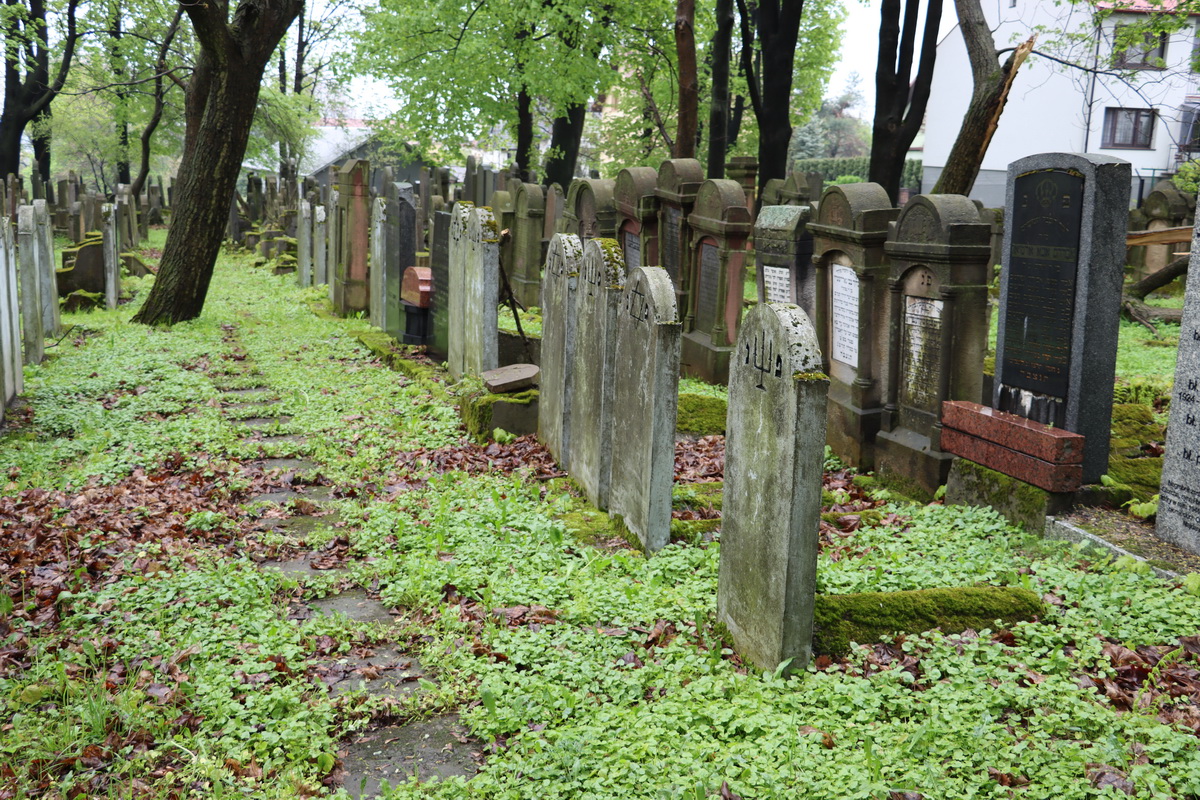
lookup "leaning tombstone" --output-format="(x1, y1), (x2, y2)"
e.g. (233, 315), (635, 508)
(808, 183), (898, 470)
(655, 158), (705, 314)
(717, 302), (828, 675)
(608, 267), (681, 552)
(560, 178), (616, 241)
(17, 206), (44, 364)
(1158, 216), (1200, 556)
(754, 205), (814, 312)
(873, 195), (991, 496)
(447, 203), (500, 379)
(568, 239), (626, 509)
(537, 234), (584, 470)
(992, 153), (1131, 485)
(102, 203), (120, 309)
(682, 179), (751, 384)
(614, 167), (659, 271)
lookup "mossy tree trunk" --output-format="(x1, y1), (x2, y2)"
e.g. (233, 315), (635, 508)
(133, 0), (302, 326)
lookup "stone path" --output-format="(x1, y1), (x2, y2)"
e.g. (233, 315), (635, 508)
(211, 325), (466, 796)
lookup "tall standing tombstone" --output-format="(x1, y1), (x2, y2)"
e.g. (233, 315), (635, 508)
(325, 185), (340, 302)
(568, 239), (626, 509)
(334, 159), (371, 316)
(560, 178), (616, 241)
(510, 182), (545, 309)
(993, 153), (1130, 484)
(0, 222), (21, 403)
(544, 183), (564, 242)
(655, 158), (705, 322)
(17, 206), (44, 365)
(313, 205), (328, 286)
(682, 179), (751, 384)
(32, 200), (59, 336)
(369, 195), (387, 329)
(428, 210), (452, 361)
(489, 189), (515, 296)
(1137, 181), (1192, 282)
(1158, 214), (1200, 556)
(537, 234), (584, 469)
(755, 205), (814, 313)
(297, 199), (312, 287)
(385, 182), (417, 340)
(873, 195), (991, 496)
(614, 167), (659, 274)
(609, 267), (681, 553)
(447, 203), (500, 379)
(101, 203), (120, 310)
(417, 167), (431, 250)
(717, 302), (828, 675)
(725, 156), (758, 217)
(807, 183), (898, 470)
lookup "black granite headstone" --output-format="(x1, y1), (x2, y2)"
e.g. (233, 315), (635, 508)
(428, 211), (451, 360)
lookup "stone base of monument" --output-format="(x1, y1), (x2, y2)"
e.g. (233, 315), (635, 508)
(826, 386), (882, 471)
(498, 330), (541, 367)
(680, 330), (733, 385)
(873, 426), (954, 501)
(400, 301), (431, 345)
(460, 388), (538, 441)
(946, 459), (1073, 533)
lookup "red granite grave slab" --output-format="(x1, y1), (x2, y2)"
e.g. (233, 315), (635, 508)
(942, 400), (1084, 464)
(402, 267), (433, 308)
(941, 428), (1082, 493)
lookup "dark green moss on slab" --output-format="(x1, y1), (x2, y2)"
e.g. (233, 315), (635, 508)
(672, 481), (723, 512)
(812, 586), (1044, 657)
(460, 389), (538, 441)
(677, 393), (726, 435)
(945, 459), (1070, 532)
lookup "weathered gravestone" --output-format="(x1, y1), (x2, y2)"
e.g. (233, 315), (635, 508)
(568, 239), (626, 509)
(0, 221), (22, 403)
(544, 184), (564, 241)
(608, 267), (681, 552)
(808, 183), (898, 470)
(384, 183), (417, 341)
(370, 196), (387, 329)
(33, 200), (59, 336)
(490, 189), (516, 298)
(993, 153), (1130, 484)
(755, 205), (814, 312)
(428, 210), (451, 361)
(297, 199), (312, 287)
(717, 302), (828, 674)
(560, 178), (616, 241)
(17, 206), (43, 365)
(655, 158), (704, 310)
(873, 194), (991, 497)
(447, 203), (500, 379)
(1136, 181), (1192, 282)
(682, 179), (751, 384)
(102, 203), (119, 309)
(314, 205), (328, 286)
(537, 234), (584, 470)
(334, 160), (370, 316)
(510, 182), (545, 310)
(614, 167), (659, 272)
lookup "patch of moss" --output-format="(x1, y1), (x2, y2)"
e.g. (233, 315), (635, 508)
(670, 518), (721, 545)
(677, 393), (726, 435)
(1106, 455), (1163, 502)
(946, 459), (1059, 532)
(812, 586), (1045, 657)
(61, 290), (104, 313)
(354, 331), (448, 397)
(460, 388), (538, 440)
(820, 508), (886, 528)
(556, 507), (628, 548)
(672, 481), (723, 512)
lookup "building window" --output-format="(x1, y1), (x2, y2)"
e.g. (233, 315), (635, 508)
(1102, 108), (1156, 149)
(1113, 24), (1167, 69)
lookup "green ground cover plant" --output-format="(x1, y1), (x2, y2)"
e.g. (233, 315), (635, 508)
(1, 247), (1198, 799)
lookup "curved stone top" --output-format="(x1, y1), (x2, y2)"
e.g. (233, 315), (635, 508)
(891, 194), (989, 247)
(615, 167), (659, 216)
(755, 204), (810, 237)
(1143, 183), (1193, 220)
(489, 190), (514, 213)
(566, 178), (616, 214)
(690, 179), (751, 234)
(514, 182), (545, 217)
(546, 233), (583, 278)
(468, 205), (499, 243)
(623, 266), (678, 325)
(581, 237), (626, 289)
(816, 183), (892, 228)
(655, 158), (705, 203)
(738, 302), (822, 377)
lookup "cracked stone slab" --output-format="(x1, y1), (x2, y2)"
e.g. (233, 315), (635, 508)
(318, 646), (429, 700)
(309, 588), (394, 624)
(339, 716), (478, 797)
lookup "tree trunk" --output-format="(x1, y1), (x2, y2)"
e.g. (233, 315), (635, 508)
(133, 0), (302, 326)
(674, 0), (698, 158)
(756, 0), (805, 193)
(543, 103), (586, 190)
(515, 88), (534, 181)
(931, 0), (1032, 195)
(706, 0), (733, 177)
(870, 0), (942, 204)
(31, 109), (50, 186)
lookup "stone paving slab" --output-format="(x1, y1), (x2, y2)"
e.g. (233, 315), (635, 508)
(309, 588), (394, 624)
(319, 645), (428, 700)
(340, 716), (477, 797)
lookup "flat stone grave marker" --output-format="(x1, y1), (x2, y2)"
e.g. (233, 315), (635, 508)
(483, 363), (539, 393)
(717, 302), (828, 675)
(340, 716), (477, 797)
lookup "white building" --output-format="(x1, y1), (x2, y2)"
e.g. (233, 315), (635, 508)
(923, 0), (1200, 207)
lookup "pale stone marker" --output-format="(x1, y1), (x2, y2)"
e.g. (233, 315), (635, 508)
(369, 196), (387, 329)
(1157, 214), (1200, 556)
(33, 200), (58, 337)
(718, 302), (828, 674)
(297, 199), (312, 287)
(754, 205), (814, 312)
(17, 206), (44, 364)
(101, 203), (120, 309)
(326, 187), (339, 302)
(447, 203), (500, 379)
(0, 223), (21, 402)
(537, 233), (584, 470)
(568, 239), (626, 509)
(314, 205), (328, 286)
(608, 266), (681, 552)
